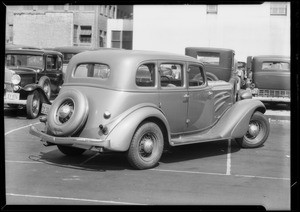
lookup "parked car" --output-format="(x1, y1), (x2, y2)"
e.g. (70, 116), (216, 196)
(185, 47), (239, 81)
(30, 50), (270, 169)
(52, 46), (116, 76)
(246, 55), (290, 106)
(4, 48), (64, 118)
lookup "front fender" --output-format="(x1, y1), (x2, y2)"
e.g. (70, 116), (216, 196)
(105, 104), (170, 151)
(212, 99), (266, 139)
(23, 84), (51, 104)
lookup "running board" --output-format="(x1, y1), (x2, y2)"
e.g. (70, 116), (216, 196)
(170, 132), (229, 146)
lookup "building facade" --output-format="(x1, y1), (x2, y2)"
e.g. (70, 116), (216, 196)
(132, 3), (290, 61)
(5, 5), (133, 49)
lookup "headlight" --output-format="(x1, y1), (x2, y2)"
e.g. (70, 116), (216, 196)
(11, 74), (21, 85)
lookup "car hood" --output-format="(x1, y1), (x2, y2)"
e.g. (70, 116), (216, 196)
(253, 71), (290, 90)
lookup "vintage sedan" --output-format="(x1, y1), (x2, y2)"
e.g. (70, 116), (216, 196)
(246, 55), (290, 105)
(30, 50), (270, 169)
(4, 48), (63, 118)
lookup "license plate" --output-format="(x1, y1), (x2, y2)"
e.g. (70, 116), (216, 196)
(4, 92), (20, 101)
(41, 103), (51, 115)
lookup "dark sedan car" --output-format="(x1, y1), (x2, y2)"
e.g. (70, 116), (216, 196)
(4, 48), (64, 118)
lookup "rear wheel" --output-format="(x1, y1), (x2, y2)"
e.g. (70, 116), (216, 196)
(26, 90), (41, 119)
(127, 122), (164, 169)
(236, 111), (270, 148)
(57, 145), (86, 156)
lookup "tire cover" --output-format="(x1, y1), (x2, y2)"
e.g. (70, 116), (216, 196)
(47, 89), (89, 136)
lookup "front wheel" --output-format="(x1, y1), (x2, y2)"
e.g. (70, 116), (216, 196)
(26, 90), (41, 119)
(236, 111), (270, 148)
(127, 122), (164, 170)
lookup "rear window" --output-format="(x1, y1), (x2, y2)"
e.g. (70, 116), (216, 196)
(262, 62), (290, 71)
(196, 52), (220, 65)
(74, 63), (110, 79)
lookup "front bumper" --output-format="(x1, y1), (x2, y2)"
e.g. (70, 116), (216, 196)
(252, 96), (290, 103)
(29, 125), (111, 148)
(4, 99), (27, 105)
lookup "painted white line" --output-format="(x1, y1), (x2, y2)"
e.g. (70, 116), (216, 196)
(234, 174), (290, 181)
(6, 193), (146, 205)
(150, 169), (289, 181)
(151, 168), (227, 176)
(5, 122), (40, 136)
(226, 139), (231, 175)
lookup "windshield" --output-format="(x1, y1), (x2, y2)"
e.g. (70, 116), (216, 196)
(5, 54), (43, 69)
(196, 52), (220, 65)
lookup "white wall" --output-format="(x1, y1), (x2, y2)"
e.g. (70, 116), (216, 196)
(132, 3), (290, 62)
(13, 12), (74, 48)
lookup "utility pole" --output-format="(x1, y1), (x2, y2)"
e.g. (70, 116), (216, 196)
(93, 5), (99, 48)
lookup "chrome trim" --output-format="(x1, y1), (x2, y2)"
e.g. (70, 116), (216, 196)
(29, 126), (110, 148)
(252, 96), (290, 102)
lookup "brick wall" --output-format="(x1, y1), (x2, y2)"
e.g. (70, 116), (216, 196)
(13, 12), (74, 48)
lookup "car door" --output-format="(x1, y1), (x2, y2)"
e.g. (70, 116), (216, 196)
(186, 63), (214, 133)
(158, 61), (188, 134)
(44, 54), (63, 93)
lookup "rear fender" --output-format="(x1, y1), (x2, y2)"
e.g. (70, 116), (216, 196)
(105, 104), (170, 151)
(23, 84), (51, 104)
(213, 99), (266, 139)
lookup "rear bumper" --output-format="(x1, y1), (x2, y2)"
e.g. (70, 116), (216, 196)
(29, 125), (111, 148)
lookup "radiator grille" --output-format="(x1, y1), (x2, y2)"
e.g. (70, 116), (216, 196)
(258, 89), (290, 98)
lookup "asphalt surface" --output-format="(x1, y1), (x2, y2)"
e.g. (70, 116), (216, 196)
(3, 106), (291, 210)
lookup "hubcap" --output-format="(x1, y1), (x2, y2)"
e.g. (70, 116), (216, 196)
(248, 122), (260, 138)
(142, 139), (154, 154)
(56, 99), (74, 124)
(139, 133), (156, 158)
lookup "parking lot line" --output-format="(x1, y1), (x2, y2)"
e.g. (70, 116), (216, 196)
(6, 193), (146, 205)
(226, 139), (231, 175)
(5, 122), (40, 136)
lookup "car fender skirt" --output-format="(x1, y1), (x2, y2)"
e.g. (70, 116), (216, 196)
(105, 105), (170, 151)
(213, 99), (266, 139)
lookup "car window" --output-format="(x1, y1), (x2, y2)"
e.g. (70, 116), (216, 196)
(188, 65), (205, 87)
(196, 52), (220, 65)
(74, 63), (110, 79)
(262, 62), (290, 71)
(136, 63), (155, 87)
(6, 54), (43, 69)
(46, 55), (57, 70)
(160, 63), (183, 87)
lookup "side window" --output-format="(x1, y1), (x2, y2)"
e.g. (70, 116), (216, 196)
(160, 63), (183, 87)
(136, 63), (155, 87)
(188, 65), (205, 87)
(57, 56), (62, 70)
(46, 55), (57, 70)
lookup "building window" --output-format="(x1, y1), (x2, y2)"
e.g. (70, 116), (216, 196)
(23, 5), (33, 10)
(54, 5), (64, 10)
(8, 24), (13, 43)
(69, 5), (79, 10)
(37, 5), (48, 10)
(111, 31), (132, 49)
(122, 31), (133, 50)
(73, 25), (78, 44)
(111, 30), (121, 48)
(270, 2), (287, 16)
(207, 5), (218, 14)
(80, 26), (92, 43)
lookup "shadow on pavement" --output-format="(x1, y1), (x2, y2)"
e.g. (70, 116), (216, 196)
(31, 139), (243, 170)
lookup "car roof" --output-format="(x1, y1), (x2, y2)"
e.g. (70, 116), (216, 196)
(5, 48), (63, 56)
(71, 49), (200, 64)
(185, 47), (235, 53)
(52, 46), (118, 54)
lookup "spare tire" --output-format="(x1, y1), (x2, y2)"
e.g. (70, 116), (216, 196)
(206, 72), (219, 81)
(47, 89), (89, 136)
